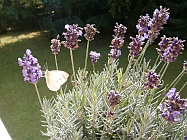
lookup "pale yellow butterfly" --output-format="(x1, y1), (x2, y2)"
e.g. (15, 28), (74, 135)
(45, 70), (69, 91)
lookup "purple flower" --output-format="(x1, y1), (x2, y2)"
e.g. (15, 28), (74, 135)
(18, 49), (42, 84)
(110, 37), (124, 49)
(114, 22), (127, 39)
(62, 24), (83, 50)
(144, 71), (162, 89)
(108, 23), (127, 60)
(105, 109), (115, 118)
(157, 36), (185, 62)
(108, 49), (121, 60)
(136, 14), (150, 37)
(158, 88), (187, 122)
(158, 35), (172, 50)
(128, 35), (144, 58)
(84, 24), (99, 41)
(108, 90), (121, 107)
(50, 35), (61, 54)
(89, 51), (101, 65)
(184, 136), (187, 140)
(148, 6), (170, 44)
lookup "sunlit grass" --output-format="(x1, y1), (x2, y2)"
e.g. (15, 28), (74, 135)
(0, 31), (42, 47)
(0, 30), (187, 140)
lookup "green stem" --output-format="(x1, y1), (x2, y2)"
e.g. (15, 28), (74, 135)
(84, 41), (90, 74)
(179, 81), (187, 93)
(133, 40), (150, 69)
(153, 55), (160, 68)
(34, 83), (42, 108)
(124, 56), (133, 75)
(160, 62), (170, 80)
(92, 64), (95, 72)
(70, 49), (76, 82)
(54, 54), (58, 70)
(158, 63), (166, 76)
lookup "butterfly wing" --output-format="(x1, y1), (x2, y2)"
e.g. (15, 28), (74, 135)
(45, 70), (69, 91)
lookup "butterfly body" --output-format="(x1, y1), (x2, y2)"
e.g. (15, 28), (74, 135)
(45, 70), (69, 91)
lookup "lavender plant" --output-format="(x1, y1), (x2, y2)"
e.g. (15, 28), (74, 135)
(18, 6), (187, 140)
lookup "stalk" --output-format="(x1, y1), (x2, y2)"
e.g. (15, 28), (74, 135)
(54, 54), (58, 70)
(34, 83), (42, 107)
(133, 40), (150, 69)
(84, 41), (90, 75)
(70, 49), (76, 82)
(160, 62), (170, 80)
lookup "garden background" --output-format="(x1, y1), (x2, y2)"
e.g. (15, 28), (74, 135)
(0, 0), (187, 139)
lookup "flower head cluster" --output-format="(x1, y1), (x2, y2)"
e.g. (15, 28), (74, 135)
(108, 48), (121, 60)
(50, 35), (61, 54)
(18, 49), (42, 84)
(62, 24), (83, 50)
(108, 23), (127, 59)
(135, 6), (169, 45)
(84, 24), (99, 41)
(144, 71), (162, 89)
(128, 35), (145, 58)
(108, 90), (121, 107)
(105, 109), (115, 118)
(136, 14), (150, 37)
(89, 51), (101, 65)
(148, 6), (170, 44)
(157, 35), (185, 62)
(158, 88), (187, 122)
(114, 22), (127, 38)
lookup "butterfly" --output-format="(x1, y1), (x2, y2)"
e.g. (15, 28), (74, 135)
(45, 70), (69, 91)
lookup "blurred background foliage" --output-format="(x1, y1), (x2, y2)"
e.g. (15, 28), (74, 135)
(0, 0), (187, 39)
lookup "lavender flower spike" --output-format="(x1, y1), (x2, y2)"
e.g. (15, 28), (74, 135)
(157, 36), (185, 62)
(158, 88), (187, 122)
(144, 71), (162, 89)
(50, 35), (61, 54)
(128, 35), (145, 58)
(148, 6), (170, 44)
(18, 49), (42, 84)
(84, 24), (99, 41)
(62, 24), (83, 50)
(136, 14), (150, 37)
(114, 22), (127, 39)
(90, 51), (101, 65)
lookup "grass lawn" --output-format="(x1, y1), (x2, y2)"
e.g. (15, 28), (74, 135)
(0, 30), (187, 140)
